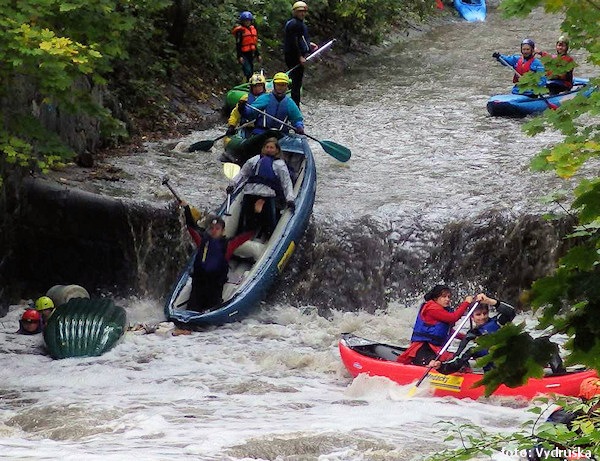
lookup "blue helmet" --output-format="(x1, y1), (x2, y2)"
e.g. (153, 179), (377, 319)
(239, 11), (253, 22)
(521, 38), (535, 49)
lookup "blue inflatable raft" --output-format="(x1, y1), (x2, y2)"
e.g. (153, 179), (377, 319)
(487, 78), (592, 117)
(454, 0), (486, 22)
(165, 135), (316, 326)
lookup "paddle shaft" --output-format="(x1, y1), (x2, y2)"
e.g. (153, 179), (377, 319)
(246, 105), (319, 142)
(496, 56), (557, 109)
(413, 301), (481, 388)
(286, 39), (336, 74)
(244, 104), (351, 163)
(162, 179), (182, 203)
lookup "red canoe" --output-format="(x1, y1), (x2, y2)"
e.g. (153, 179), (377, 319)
(339, 333), (597, 400)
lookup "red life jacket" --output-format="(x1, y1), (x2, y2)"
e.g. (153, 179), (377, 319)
(232, 25), (258, 53)
(513, 56), (535, 83)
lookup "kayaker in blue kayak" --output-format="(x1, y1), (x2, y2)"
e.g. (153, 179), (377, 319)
(232, 11), (261, 81)
(226, 72), (268, 138)
(226, 137), (296, 239)
(536, 35), (575, 94)
(179, 207), (254, 312)
(238, 72), (305, 136)
(493, 38), (547, 95)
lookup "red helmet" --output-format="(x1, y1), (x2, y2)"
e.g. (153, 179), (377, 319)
(22, 309), (41, 322)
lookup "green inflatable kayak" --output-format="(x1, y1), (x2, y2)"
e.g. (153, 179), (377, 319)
(44, 297), (126, 359)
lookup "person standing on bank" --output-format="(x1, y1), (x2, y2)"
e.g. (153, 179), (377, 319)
(283, 1), (318, 106)
(233, 11), (261, 82)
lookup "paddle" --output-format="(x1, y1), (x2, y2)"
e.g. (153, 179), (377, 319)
(407, 300), (481, 397)
(188, 121), (254, 153)
(223, 163), (241, 214)
(286, 39), (337, 75)
(245, 105), (351, 162)
(162, 176), (202, 220)
(496, 55), (558, 110)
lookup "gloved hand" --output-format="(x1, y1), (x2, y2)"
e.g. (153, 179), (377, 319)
(226, 125), (236, 136)
(492, 52), (500, 59)
(286, 200), (296, 213)
(237, 99), (247, 111)
(226, 185), (235, 194)
(294, 126), (305, 135)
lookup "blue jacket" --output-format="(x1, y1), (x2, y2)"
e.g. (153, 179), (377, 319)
(284, 17), (311, 61)
(242, 93), (304, 134)
(498, 54), (547, 94)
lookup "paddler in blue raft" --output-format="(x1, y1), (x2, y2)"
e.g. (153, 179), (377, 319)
(493, 38), (546, 95)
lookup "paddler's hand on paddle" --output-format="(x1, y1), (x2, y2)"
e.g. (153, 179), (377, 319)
(286, 200), (296, 213)
(492, 52), (500, 60)
(237, 99), (247, 111)
(428, 360), (441, 368)
(464, 295), (474, 304)
(310, 42), (318, 51)
(179, 200), (188, 208)
(226, 125), (236, 136)
(299, 56), (307, 66)
(293, 126), (305, 135)
(226, 185), (235, 195)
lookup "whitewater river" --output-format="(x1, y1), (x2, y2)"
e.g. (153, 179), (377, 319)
(2, 5), (597, 460)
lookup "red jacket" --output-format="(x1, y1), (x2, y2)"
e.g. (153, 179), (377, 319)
(397, 300), (470, 364)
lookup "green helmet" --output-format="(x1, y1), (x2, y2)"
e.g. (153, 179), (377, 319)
(35, 296), (54, 311)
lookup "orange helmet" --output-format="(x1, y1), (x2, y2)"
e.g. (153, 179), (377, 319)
(579, 377), (600, 400)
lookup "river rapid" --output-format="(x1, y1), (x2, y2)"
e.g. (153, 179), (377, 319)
(2, 5), (597, 460)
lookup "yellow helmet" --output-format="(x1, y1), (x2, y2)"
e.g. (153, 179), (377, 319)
(35, 296), (54, 311)
(272, 72), (291, 84)
(249, 73), (267, 86)
(292, 1), (308, 12)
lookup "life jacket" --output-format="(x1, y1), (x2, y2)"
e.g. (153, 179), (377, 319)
(193, 235), (228, 277)
(239, 92), (260, 128)
(548, 54), (574, 86)
(410, 302), (452, 346)
(256, 94), (291, 131)
(232, 25), (258, 53)
(246, 155), (283, 196)
(471, 317), (501, 361)
(513, 56), (536, 83)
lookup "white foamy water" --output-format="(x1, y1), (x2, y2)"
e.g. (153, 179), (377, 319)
(0, 300), (536, 460)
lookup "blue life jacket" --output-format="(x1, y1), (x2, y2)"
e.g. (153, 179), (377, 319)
(256, 94), (291, 131)
(410, 302), (452, 346)
(246, 155), (283, 196)
(193, 235), (228, 277)
(471, 317), (501, 370)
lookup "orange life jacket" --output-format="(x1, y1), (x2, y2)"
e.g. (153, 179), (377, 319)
(513, 56), (535, 83)
(232, 25), (258, 53)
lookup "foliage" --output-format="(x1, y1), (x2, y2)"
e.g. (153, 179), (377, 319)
(425, 396), (600, 461)
(0, 0), (170, 184)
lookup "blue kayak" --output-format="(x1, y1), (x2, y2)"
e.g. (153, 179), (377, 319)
(165, 135), (316, 326)
(454, 0), (486, 22)
(487, 78), (592, 117)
